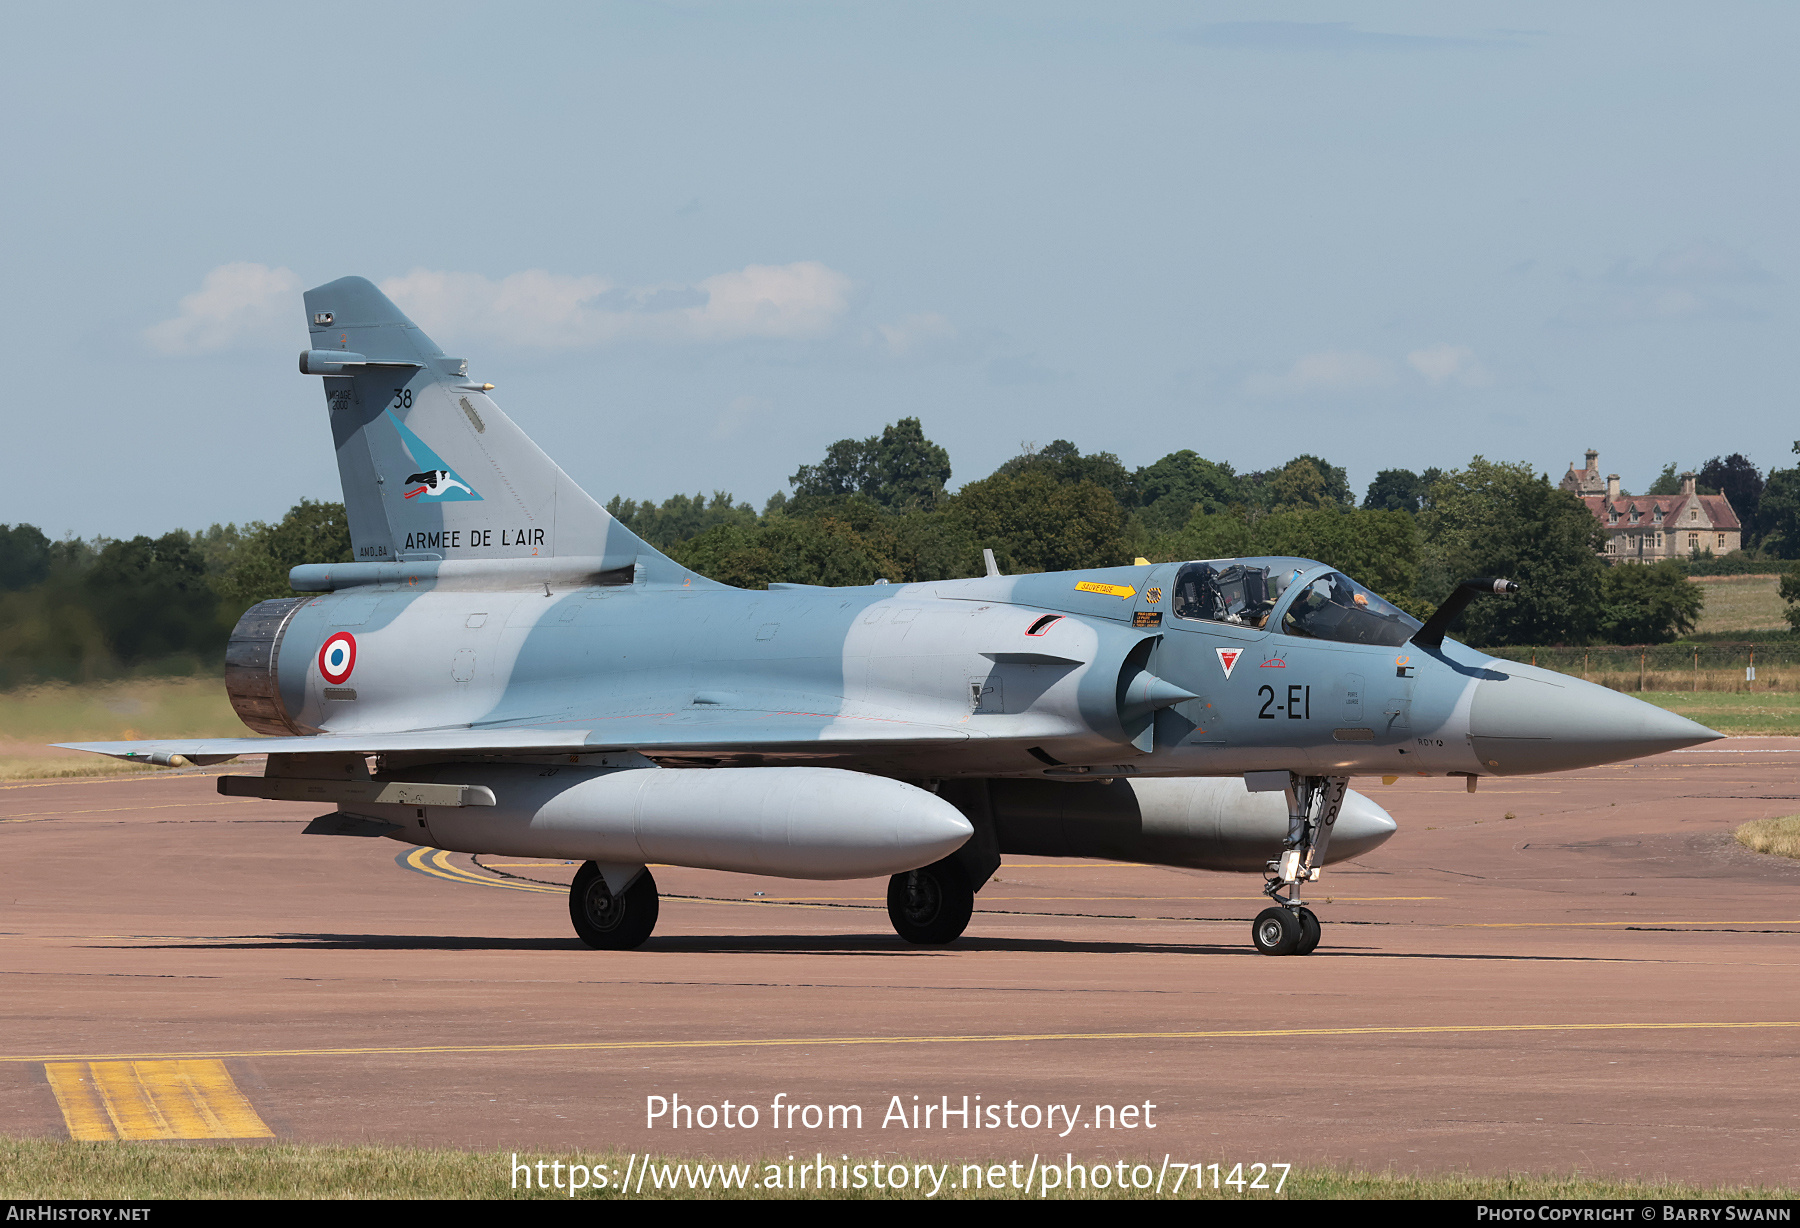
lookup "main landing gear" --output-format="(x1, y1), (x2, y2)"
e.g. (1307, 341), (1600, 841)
(1252, 774), (1346, 957)
(887, 854), (975, 944)
(568, 854), (978, 949)
(570, 861), (659, 949)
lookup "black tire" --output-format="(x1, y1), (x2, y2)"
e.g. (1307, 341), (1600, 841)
(569, 863), (659, 949)
(1296, 906), (1322, 955)
(887, 856), (974, 945)
(1251, 906), (1301, 956)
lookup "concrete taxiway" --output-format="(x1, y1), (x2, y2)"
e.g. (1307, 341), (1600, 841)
(4, 744), (1798, 1186)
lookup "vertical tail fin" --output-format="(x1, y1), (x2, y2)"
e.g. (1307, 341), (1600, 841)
(300, 276), (683, 579)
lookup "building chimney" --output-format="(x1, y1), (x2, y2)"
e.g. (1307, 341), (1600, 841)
(1606, 474), (1620, 501)
(1680, 471), (1696, 496)
(1586, 449), (1599, 476)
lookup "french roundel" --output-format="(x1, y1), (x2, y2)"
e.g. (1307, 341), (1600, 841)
(318, 632), (357, 685)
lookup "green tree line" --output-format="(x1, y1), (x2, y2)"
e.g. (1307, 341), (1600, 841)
(621, 421), (1708, 649)
(8, 422), (1778, 686)
(0, 502), (351, 688)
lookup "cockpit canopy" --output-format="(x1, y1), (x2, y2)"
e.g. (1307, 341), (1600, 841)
(1171, 558), (1421, 648)
(1172, 561), (1287, 626)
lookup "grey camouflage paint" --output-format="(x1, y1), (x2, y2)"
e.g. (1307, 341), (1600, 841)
(63, 277), (1720, 882)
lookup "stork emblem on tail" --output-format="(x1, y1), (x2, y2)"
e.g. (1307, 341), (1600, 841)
(403, 470), (475, 499)
(385, 410), (483, 502)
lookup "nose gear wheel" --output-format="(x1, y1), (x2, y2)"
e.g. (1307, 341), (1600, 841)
(1296, 906), (1321, 955)
(1252, 906), (1300, 956)
(1253, 775), (1347, 956)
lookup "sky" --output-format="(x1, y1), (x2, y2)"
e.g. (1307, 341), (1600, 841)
(2, 2), (1795, 540)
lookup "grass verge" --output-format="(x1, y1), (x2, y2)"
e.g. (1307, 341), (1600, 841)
(0, 1140), (1790, 1200)
(0, 676), (250, 780)
(0, 676), (242, 744)
(1634, 690), (1800, 735)
(0, 756), (161, 781)
(1736, 815), (1800, 860)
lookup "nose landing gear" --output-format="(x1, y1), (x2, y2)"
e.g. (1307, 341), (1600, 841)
(1250, 904), (1323, 956)
(1251, 906), (1299, 955)
(1252, 775), (1346, 956)
(1296, 905), (1321, 954)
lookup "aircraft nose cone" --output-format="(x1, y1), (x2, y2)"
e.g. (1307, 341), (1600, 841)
(1326, 789), (1398, 862)
(1470, 662), (1721, 775)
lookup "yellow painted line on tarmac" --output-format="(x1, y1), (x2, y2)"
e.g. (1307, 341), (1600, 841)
(0, 770), (237, 792)
(734, 895), (1444, 904)
(416, 852), (1755, 920)
(44, 1060), (274, 1140)
(1454, 920), (1800, 929)
(406, 847), (563, 894)
(976, 895), (1446, 902)
(1397, 789), (1565, 794)
(477, 860), (1157, 871)
(407, 853), (861, 913)
(0, 800), (255, 825)
(413, 853), (1443, 909)
(10, 1020), (1800, 1067)
(36, 934), (275, 943)
(428, 853), (1441, 905)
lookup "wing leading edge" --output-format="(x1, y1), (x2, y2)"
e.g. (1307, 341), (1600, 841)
(57, 705), (975, 764)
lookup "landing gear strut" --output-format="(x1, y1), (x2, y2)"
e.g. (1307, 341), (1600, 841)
(887, 855), (974, 945)
(570, 862), (659, 949)
(1252, 774), (1346, 956)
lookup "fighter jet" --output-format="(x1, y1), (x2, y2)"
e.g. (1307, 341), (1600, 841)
(62, 277), (1721, 956)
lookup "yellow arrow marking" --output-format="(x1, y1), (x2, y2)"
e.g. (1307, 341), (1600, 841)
(1075, 581), (1137, 599)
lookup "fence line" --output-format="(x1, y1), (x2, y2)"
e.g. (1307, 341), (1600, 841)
(1484, 644), (1793, 692)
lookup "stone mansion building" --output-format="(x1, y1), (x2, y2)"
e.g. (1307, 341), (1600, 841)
(1559, 450), (1742, 564)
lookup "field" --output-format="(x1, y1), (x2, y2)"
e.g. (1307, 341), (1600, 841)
(0, 1140), (1788, 1201)
(1635, 689), (1800, 734)
(1690, 574), (1788, 636)
(0, 676), (247, 779)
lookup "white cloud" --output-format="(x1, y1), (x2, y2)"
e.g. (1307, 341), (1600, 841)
(144, 262), (301, 355)
(1406, 343), (1491, 386)
(1243, 349), (1393, 398)
(378, 269), (612, 349)
(690, 263), (852, 341)
(380, 261), (853, 349)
